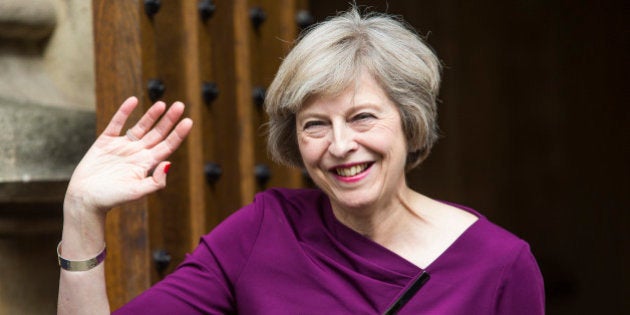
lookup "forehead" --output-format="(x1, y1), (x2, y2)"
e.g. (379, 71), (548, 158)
(298, 72), (392, 115)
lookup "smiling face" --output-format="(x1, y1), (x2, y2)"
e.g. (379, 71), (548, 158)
(296, 72), (409, 214)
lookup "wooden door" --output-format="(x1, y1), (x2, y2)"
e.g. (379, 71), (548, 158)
(93, 0), (307, 309)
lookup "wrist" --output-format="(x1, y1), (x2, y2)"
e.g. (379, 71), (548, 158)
(58, 241), (107, 271)
(63, 187), (104, 216)
(62, 192), (107, 259)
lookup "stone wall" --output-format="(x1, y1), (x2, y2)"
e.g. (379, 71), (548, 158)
(0, 0), (95, 184)
(0, 0), (95, 313)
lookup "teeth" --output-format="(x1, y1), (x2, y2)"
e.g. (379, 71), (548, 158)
(335, 163), (368, 177)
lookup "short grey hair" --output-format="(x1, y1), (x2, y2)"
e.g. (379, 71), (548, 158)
(265, 7), (441, 171)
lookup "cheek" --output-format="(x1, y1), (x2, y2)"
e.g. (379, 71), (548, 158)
(297, 136), (325, 165)
(362, 125), (405, 152)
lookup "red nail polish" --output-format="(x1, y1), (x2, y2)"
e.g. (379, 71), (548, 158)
(164, 164), (171, 174)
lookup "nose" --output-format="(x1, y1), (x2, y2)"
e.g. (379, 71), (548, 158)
(328, 122), (358, 157)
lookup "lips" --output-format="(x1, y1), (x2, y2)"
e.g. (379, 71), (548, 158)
(332, 162), (372, 177)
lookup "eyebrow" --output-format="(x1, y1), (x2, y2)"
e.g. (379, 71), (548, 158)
(299, 102), (381, 117)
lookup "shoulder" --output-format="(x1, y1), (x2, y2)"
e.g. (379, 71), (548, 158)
(429, 204), (544, 312)
(456, 211), (546, 313)
(204, 188), (326, 239)
(472, 219), (540, 283)
(468, 216), (543, 286)
(474, 218), (530, 258)
(257, 187), (328, 208)
(449, 204), (543, 288)
(186, 189), (326, 277)
(434, 202), (540, 276)
(466, 213), (533, 266)
(442, 201), (529, 255)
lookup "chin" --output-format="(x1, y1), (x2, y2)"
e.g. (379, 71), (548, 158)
(330, 190), (380, 212)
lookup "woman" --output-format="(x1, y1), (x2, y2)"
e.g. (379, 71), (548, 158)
(58, 8), (544, 315)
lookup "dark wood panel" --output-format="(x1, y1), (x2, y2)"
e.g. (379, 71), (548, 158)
(91, 0), (309, 310)
(203, 0), (254, 229)
(249, 0), (304, 191)
(308, 1), (627, 313)
(140, 0), (201, 282)
(93, 0), (152, 309)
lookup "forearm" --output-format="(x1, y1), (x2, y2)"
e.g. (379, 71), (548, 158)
(57, 195), (110, 315)
(56, 97), (192, 314)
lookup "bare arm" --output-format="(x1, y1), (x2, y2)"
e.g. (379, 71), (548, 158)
(57, 97), (193, 314)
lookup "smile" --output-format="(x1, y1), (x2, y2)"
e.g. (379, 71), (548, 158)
(333, 163), (371, 177)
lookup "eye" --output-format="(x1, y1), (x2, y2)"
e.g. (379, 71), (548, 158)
(352, 112), (376, 121)
(301, 119), (328, 138)
(303, 120), (325, 130)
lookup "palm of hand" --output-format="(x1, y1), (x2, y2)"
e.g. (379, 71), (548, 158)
(66, 97), (193, 213)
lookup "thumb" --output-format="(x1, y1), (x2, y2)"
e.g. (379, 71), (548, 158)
(141, 161), (172, 193)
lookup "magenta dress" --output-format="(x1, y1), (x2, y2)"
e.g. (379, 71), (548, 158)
(114, 188), (545, 314)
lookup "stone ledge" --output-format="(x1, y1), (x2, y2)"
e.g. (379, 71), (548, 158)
(0, 181), (66, 235)
(0, 195), (63, 235)
(0, 97), (94, 203)
(0, 181), (68, 204)
(0, 0), (56, 41)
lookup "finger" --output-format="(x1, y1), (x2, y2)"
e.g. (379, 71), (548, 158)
(150, 118), (193, 162)
(127, 101), (167, 141)
(137, 161), (171, 194)
(102, 96), (139, 136)
(141, 101), (186, 147)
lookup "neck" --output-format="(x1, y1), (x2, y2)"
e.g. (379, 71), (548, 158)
(331, 186), (426, 241)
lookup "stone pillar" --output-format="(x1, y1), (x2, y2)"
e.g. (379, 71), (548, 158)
(0, 0), (95, 313)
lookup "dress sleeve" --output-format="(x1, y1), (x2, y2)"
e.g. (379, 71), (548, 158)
(494, 243), (546, 315)
(112, 198), (265, 314)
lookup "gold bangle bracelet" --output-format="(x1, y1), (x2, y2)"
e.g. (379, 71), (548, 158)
(57, 241), (107, 272)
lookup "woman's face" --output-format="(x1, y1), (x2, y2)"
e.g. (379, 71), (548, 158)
(296, 72), (409, 213)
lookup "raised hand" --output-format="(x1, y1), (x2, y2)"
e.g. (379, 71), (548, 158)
(65, 96), (193, 214)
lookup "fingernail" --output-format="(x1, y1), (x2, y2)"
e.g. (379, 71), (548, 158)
(164, 163), (171, 174)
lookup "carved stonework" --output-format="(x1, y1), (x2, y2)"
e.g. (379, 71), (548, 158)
(0, 99), (94, 184)
(0, 0), (56, 40)
(0, 1), (95, 313)
(0, 0), (95, 196)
